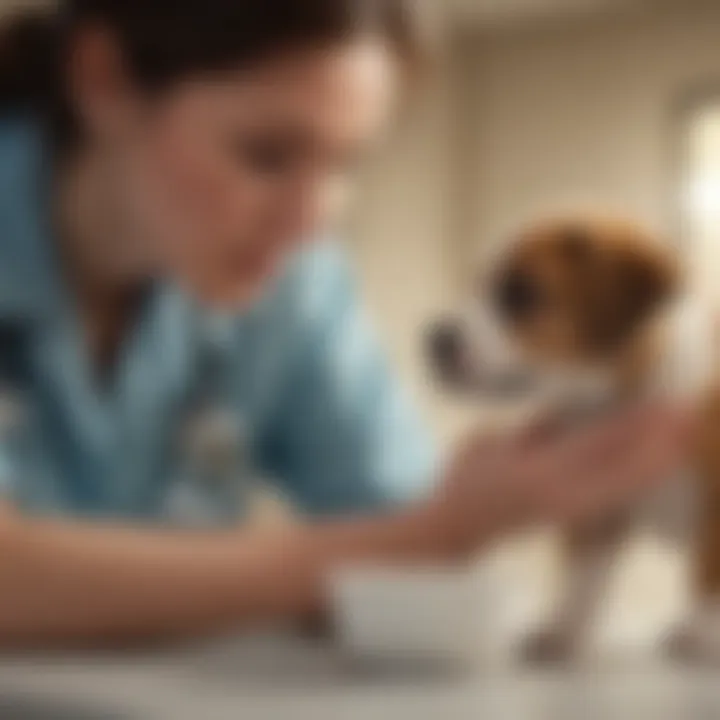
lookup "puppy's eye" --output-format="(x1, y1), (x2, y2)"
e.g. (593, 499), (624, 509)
(495, 270), (543, 321)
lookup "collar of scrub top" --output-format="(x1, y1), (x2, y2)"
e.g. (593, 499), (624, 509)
(0, 116), (244, 419)
(0, 117), (239, 336)
(0, 118), (64, 414)
(0, 117), (255, 515)
(0, 119), (68, 457)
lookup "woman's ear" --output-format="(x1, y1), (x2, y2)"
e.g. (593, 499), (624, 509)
(66, 24), (139, 142)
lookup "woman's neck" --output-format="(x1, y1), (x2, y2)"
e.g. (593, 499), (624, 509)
(54, 146), (154, 306)
(53, 147), (157, 375)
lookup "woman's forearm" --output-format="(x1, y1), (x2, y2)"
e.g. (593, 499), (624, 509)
(0, 503), (464, 648)
(0, 401), (687, 650)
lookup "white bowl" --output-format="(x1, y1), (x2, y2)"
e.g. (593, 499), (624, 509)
(329, 565), (490, 672)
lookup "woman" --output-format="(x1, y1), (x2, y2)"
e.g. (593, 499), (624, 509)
(0, 0), (687, 647)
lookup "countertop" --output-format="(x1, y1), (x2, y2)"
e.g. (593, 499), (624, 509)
(1, 634), (719, 720)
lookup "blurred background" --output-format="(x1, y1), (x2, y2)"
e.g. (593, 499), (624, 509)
(2, 0), (720, 654)
(349, 0), (720, 650)
(352, 0), (720, 441)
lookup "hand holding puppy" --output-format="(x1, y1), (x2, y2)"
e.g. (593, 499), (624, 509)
(428, 402), (691, 558)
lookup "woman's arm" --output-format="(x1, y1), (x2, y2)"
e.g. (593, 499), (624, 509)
(0, 501), (451, 648)
(0, 401), (689, 650)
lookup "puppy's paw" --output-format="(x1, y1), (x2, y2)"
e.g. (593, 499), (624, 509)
(663, 624), (720, 666)
(519, 628), (580, 666)
(662, 624), (696, 662)
(297, 611), (335, 641)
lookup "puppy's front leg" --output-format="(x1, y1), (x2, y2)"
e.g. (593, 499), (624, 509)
(666, 387), (720, 663)
(521, 516), (630, 665)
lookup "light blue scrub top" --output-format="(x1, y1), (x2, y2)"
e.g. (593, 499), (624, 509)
(0, 120), (438, 523)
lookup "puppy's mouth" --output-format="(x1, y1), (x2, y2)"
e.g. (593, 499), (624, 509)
(425, 320), (537, 400)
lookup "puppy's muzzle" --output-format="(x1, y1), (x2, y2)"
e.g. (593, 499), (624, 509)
(426, 317), (537, 398)
(426, 320), (467, 384)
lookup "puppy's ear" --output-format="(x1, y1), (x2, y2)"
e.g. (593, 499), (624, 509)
(602, 244), (679, 351)
(622, 245), (679, 323)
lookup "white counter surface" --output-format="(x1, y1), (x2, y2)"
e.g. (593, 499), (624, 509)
(0, 634), (719, 720)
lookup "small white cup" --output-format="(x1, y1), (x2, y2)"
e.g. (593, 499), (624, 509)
(329, 565), (490, 673)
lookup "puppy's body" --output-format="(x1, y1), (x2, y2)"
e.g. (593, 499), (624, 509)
(534, 296), (718, 663)
(517, 296), (717, 663)
(428, 217), (720, 663)
(634, 297), (712, 541)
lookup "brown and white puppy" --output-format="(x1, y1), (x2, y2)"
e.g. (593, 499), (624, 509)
(427, 216), (720, 664)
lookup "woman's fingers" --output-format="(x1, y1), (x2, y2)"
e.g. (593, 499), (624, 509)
(535, 401), (663, 458)
(586, 410), (689, 500)
(437, 401), (694, 553)
(578, 404), (690, 490)
(543, 405), (692, 522)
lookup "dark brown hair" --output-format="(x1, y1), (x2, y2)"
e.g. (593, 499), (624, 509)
(0, 0), (425, 147)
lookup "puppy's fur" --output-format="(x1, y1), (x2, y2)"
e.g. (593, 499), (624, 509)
(428, 216), (720, 663)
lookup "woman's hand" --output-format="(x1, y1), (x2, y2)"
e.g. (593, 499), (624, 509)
(0, 402), (690, 649)
(428, 402), (691, 558)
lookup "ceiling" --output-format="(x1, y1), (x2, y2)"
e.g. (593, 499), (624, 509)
(0, 0), (700, 30)
(444, 0), (692, 26)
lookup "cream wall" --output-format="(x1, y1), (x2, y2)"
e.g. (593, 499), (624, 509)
(459, 3), (720, 262)
(352, 4), (720, 449)
(350, 3), (720, 645)
(686, 105), (720, 302)
(348, 42), (471, 445)
(454, 3), (720, 644)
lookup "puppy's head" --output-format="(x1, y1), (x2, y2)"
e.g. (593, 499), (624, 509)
(428, 217), (680, 399)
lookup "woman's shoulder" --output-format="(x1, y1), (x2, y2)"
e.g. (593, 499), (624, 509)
(0, 118), (55, 317)
(223, 239), (357, 347)
(0, 117), (44, 182)
(0, 117), (46, 236)
(204, 241), (358, 394)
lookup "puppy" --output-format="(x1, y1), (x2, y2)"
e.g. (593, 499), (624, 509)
(427, 216), (720, 664)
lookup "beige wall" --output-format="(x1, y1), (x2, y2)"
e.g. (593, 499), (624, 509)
(352, 4), (720, 449)
(459, 4), (720, 261)
(458, 4), (720, 642)
(348, 43), (473, 445)
(686, 104), (720, 301)
(350, 3), (720, 643)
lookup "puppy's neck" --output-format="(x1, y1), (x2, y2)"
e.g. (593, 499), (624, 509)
(611, 321), (667, 400)
(613, 293), (718, 404)
(543, 317), (674, 429)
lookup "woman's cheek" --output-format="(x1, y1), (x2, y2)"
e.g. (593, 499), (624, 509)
(171, 192), (278, 308)
(137, 131), (287, 307)
(148, 151), (237, 289)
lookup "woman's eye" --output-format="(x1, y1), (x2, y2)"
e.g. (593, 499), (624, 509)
(229, 133), (365, 180)
(235, 138), (299, 175)
(331, 150), (363, 178)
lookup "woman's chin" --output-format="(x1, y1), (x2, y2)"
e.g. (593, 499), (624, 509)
(196, 269), (278, 311)
(176, 250), (287, 310)
(194, 283), (258, 311)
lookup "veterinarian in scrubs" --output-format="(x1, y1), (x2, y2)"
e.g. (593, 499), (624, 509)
(0, 0), (688, 647)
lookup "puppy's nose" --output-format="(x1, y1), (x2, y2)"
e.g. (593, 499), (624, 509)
(426, 321), (462, 368)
